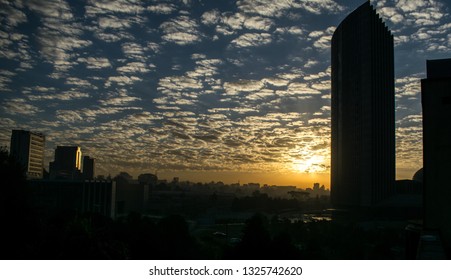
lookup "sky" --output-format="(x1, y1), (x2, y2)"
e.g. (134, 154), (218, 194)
(0, 0), (450, 188)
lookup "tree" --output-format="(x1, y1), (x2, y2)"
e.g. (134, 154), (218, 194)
(234, 213), (272, 259)
(0, 146), (36, 258)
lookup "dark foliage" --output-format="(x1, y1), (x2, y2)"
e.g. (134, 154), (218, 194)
(231, 192), (300, 212)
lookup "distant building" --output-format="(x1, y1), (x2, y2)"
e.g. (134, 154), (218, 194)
(330, 2), (395, 208)
(115, 179), (150, 217)
(421, 58), (451, 247)
(28, 179), (116, 219)
(10, 130), (45, 179)
(49, 146), (82, 180)
(82, 156), (95, 180)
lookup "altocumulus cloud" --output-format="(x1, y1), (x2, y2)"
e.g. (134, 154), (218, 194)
(0, 0), (447, 181)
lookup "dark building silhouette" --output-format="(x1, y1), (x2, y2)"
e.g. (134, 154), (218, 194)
(28, 179), (116, 218)
(10, 130), (45, 179)
(421, 58), (451, 248)
(331, 1), (395, 208)
(82, 156), (95, 180)
(49, 146), (82, 180)
(115, 178), (150, 217)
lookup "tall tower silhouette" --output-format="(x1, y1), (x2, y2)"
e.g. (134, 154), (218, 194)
(49, 146), (83, 180)
(422, 58), (451, 246)
(331, 1), (395, 208)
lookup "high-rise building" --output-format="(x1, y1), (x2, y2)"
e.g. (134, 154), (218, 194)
(421, 58), (451, 246)
(82, 156), (95, 180)
(10, 130), (45, 179)
(49, 146), (82, 180)
(331, 1), (395, 208)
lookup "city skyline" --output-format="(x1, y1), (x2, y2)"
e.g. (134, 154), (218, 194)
(1, 0), (450, 188)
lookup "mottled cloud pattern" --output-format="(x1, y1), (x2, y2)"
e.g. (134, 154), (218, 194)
(1, 0), (449, 186)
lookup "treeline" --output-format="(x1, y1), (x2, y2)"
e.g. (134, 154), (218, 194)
(231, 190), (330, 212)
(0, 210), (405, 259)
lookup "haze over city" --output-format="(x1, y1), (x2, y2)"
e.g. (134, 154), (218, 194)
(1, 0), (450, 187)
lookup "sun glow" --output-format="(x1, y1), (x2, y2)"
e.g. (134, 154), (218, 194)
(291, 155), (326, 173)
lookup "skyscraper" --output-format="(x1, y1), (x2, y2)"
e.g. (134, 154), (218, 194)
(421, 58), (451, 245)
(10, 130), (45, 179)
(82, 156), (95, 180)
(331, 1), (395, 208)
(49, 146), (82, 180)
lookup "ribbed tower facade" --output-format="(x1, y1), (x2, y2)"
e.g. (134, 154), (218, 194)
(331, 1), (395, 208)
(10, 130), (45, 179)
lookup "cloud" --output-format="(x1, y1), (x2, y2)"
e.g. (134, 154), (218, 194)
(395, 113), (423, 171)
(308, 26), (335, 50)
(79, 106), (144, 121)
(121, 42), (146, 61)
(304, 67), (330, 80)
(395, 75), (421, 98)
(117, 62), (152, 73)
(304, 59), (319, 68)
(83, 1), (147, 44)
(65, 77), (92, 87)
(56, 110), (84, 123)
(26, 0), (74, 20)
(222, 13), (246, 31)
(0, 1), (27, 27)
(379, 7), (404, 24)
(237, 0), (294, 17)
(38, 32), (92, 70)
(243, 16), (274, 31)
(275, 26), (304, 35)
(237, 0), (344, 17)
(147, 3), (176, 14)
(0, 70), (15, 92)
(377, 0), (447, 40)
(98, 16), (132, 29)
(201, 9), (221, 25)
(159, 75), (203, 91)
(2, 98), (42, 116)
(263, 77), (290, 87)
(160, 15), (201, 45)
(230, 32), (272, 47)
(246, 89), (275, 100)
(77, 57), (112, 69)
(223, 80), (264, 95)
(85, 0), (145, 16)
(99, 90), (141, 106)
(286, 82), (321, 95)
(297, 0), (344, 15)
(0, 10), (34, 68)
(89, 27), (135, 43)
(105, 75), (142, 87)
(27, 90), (90, 101)
(21, 0), (93, 73)
(202, 10), (274, 37)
